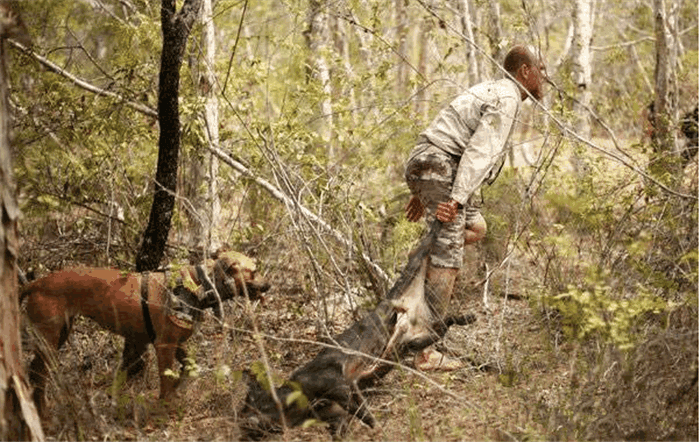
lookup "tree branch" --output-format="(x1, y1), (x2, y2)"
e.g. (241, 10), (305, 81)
(208, 144), (391, 285)
(8, 39), (158, 119)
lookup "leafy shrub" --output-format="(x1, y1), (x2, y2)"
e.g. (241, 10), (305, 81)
(542, 282), (668, 351)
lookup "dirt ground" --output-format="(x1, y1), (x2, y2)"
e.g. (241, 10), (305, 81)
(24, 243), (698, 441)
(26, 252), (574, 442)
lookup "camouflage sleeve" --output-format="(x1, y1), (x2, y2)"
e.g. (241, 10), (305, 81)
(450, 96), (519, 205)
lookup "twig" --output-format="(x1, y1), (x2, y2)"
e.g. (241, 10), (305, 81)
(208, 144), (391, 284)
(482, 262), (490, 311)
(238, 265), (291, 438)
(8, 39), (158, 119)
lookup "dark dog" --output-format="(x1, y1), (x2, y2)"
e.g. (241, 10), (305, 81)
(21, 251), (270, 416)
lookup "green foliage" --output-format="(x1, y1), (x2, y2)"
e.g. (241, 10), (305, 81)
(249, 360), (285, 393)
(543, 281), (668, 351)
(249, 361), (310, 412)
(284, 387), (309, 409)
(9, 1), (698, 440)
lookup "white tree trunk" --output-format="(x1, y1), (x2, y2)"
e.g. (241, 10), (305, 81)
(305, 0), (334, 157)
(459, 0), (480, 84)
(202, 0), (221, 252)
(572, 0), (594, 139)
(330, 13), (357, 127)
(415, 17), (430, 120)
(487, 0), (504, 75)
(395, 0), (408, 97)
(652, 0), (679, 160)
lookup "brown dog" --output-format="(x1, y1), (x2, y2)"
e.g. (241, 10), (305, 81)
(21, 251), (270, 416)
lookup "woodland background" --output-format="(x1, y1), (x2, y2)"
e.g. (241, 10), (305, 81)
(2, 0), (698, 440)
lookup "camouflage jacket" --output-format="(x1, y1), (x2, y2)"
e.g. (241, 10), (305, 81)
(417, 77), (521, 205)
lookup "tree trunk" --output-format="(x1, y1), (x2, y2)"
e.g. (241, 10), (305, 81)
(202, 0), (221, 252)
(572, 0), (594, 139)
(330, 13), (358, 128)
(0, 2), (43, 440)
(395, 0), (408, 97)
(136, 0), (203, 272)
(182, 0), (221, 254)
(458, 0), (480, 84)
(651, 0), (680, 175)
(415, 16), (430, 120)
(304, 0), (333, 158)
(567, 0), (594, 177)
(487, 0), (504, 76)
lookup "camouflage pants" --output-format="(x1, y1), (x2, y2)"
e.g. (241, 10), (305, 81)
(405, 142), (483, 269)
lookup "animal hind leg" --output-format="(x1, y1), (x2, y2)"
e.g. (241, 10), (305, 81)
(348, 381), (376, 428)
(29, 350), (50, 416)
(122, 338), (148, 380)
(322, 381), (376, 432)
(29, 320), (71, 417)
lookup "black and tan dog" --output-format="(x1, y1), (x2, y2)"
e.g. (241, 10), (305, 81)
(21, 251), (270, 416)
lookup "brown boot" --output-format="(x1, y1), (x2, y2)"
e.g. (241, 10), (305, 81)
(424, 265), (459, 319)
(415, 265), (462, 371)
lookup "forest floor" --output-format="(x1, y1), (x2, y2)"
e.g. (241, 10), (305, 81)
(28, 243), (593, 442)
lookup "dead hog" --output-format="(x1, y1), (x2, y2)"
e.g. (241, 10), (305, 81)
(240, 222), (474, 439)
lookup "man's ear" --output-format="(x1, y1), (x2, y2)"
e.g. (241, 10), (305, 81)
(520, 64), (529, 80)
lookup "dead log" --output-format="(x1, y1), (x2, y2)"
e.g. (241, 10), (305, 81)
(240, 221), (475, 439)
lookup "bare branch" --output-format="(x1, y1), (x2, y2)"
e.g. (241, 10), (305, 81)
(8, 39), (158, 119)
(208, 144), (391, 284)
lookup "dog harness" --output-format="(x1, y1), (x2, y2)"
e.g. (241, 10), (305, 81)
(140, 266), (218, 335)
(167, 281), (199, 330)
(140, 272), (158, 343)
(165, 268), (211, 330)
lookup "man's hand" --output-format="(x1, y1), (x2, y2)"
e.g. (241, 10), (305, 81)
(435, 199), (460, 223)
(405, 195), (425, 222)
